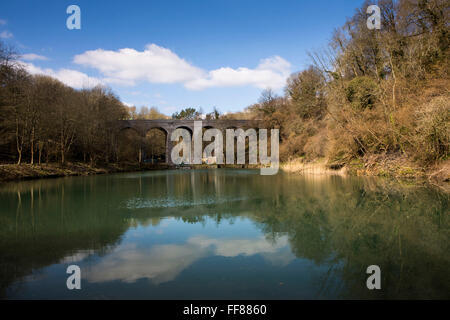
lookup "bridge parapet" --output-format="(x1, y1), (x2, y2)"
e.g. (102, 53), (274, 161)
(118, 119), (263, 133)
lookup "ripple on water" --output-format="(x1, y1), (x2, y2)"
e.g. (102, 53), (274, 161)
(124, 196), (248, 209)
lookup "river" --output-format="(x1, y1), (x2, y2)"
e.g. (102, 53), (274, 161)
(0, 169), (448, 299)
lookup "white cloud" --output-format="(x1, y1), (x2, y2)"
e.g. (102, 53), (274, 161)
(73, 44), (291, 90)
(21, 53), (49, 61)
(0, 31), (13, 39)
(0, 19), (6, 25)
(15, 44), (291, 94)
(74, 44), (205, 86)
(185, 56), (291, 90)
(20, 61), (103, 89)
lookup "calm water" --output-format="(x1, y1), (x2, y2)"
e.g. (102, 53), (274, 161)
(0, 169), (448, 299)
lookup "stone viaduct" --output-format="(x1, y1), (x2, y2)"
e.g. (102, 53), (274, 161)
(117, 119), (263, 165)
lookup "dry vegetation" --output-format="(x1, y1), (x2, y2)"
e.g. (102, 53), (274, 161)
(239, 0), (449, 185)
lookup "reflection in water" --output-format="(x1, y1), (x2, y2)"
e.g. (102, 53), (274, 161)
(84, 234), (293, 285)
(0, 170), (448, 299)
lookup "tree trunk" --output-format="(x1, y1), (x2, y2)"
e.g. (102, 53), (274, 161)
(16, 118), (24, 165)
(17, 150), (22, 165)
(30, 127), (35, 165)
(38, 142), (43, 165)
(60, 126), (64, 164)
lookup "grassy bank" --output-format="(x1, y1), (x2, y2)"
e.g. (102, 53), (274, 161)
(0, 162), (169, 183)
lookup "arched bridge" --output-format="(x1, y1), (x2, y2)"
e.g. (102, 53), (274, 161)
(117, 119), (263, 165)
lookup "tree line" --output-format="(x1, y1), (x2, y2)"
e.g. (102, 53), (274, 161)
(0, 44), (130, 165)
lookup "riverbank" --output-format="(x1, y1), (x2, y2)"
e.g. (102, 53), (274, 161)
(0, 162), (169, 184)
(1, 158), (449, 192)
(281, 156), (450, 192)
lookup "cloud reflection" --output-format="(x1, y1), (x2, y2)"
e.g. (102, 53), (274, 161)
(60, 250), (95, 264)
(84, 235), (294, 285)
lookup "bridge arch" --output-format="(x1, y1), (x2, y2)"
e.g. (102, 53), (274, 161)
(174, 125), (193, 134)
(144, 127), (168, 163)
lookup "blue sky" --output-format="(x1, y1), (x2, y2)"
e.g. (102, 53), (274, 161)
(0, 0), (365, 115)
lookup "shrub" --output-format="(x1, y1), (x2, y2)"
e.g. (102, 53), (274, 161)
(415, 96), (450, 162)
(345, 77), (379, 111)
